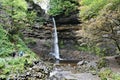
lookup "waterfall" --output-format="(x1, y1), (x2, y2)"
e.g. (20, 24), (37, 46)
(52, 17), (60, 59)
(33, 0), (60, 60)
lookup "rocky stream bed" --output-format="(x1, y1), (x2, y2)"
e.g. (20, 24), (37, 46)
(8, 53), (101, 80)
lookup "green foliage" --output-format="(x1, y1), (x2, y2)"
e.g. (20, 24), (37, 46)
(0, 0), (38, 78)
(97, 58), (108, 69)
(80, 0), (108, 20)
(0, 26), (37, 78)
(0, 59), (5, 69)
(1, 0), (27, 19)
(99, 68), (112, 80)
(91, 46), (105, 57)
(1, 0), (36, 35)
(80, 0), (120, 55)
(81, 0), (94, 6)
(80, 0), (120, 20)
(59, 40), (65, 48)
(26, 11), (37, 26)
(75, 45), (89, 52)
(0, 26), (15, 57)
(75, 44), (105, 56)
(99, 68), (120, 80)
(48, 0), (78, 16)
(112, 73), (120, 80)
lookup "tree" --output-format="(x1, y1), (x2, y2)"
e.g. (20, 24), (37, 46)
(80, 1), (120, 55)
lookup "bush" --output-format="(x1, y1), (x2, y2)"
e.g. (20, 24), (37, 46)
(97, 58), (108, 69)
(99, 68), (112, 80)
(99, 68), (120, 80)
(112, 73), (120, 80)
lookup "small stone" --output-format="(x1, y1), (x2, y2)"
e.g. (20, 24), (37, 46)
(90, 70), (97, 75)
(26, 72), (31, 76)
(32, 66), (40, 72)
(77, 60), (84, 66)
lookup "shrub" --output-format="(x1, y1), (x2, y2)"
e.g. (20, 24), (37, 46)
(99, 68), (112, 80)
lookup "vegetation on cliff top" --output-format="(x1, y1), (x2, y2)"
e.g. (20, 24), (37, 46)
(48, 0), (79, 16)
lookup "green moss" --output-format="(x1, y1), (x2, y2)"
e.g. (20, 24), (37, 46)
(75, 45), (89, 51)
(59, 40), (65, 48)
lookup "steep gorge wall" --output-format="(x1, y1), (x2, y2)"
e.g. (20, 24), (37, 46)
(23, 0), (82, 59)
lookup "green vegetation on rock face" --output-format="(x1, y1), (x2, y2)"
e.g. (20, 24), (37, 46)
(0, 26), (37, 78)
(0, 0), (37, 78)
(80, 0), (108, 20)
(79, 0), (120, 55)
(48, 0), (79, 16)
(0, 0), (36, 35)
(0, 26), (14, 57)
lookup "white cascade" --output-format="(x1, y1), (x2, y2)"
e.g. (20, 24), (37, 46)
(52, 17), (60, 59)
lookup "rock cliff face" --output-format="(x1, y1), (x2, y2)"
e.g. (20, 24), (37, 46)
(23, 0), (81, 59)
(22, 23), (81, 60)
(54, 10), (80, 25)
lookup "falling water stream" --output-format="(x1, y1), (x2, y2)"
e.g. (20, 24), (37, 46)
(33, 0), (60, 60)
(52, 17), (60, 59)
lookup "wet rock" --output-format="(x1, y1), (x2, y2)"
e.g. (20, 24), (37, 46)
(87, 61), (97, 70)
(32, 65), (40, 72)
(90, 70), (97, 75)
(55, 13), (80, 25)
(49, 70), (100, 80)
